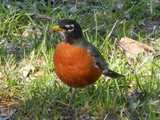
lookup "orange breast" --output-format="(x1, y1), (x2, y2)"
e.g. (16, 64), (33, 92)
(54, 42), (102, 88)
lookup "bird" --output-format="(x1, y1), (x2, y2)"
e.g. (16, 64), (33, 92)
(52, 19), (124, 88)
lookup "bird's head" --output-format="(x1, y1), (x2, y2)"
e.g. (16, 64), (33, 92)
(52, 19), (83, 43)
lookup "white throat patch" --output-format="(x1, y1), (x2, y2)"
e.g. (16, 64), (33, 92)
(59, 32), (66, 40)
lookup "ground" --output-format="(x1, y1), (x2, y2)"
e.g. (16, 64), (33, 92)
(0, 0), (160, 120)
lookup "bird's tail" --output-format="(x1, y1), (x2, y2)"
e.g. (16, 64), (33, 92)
(103, 69), (124, 78)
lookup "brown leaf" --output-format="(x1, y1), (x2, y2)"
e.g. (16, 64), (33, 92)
(22, 25), (42, 39)
(34, 70), (44, 78)
(0, 72), (4, 80)
(118, 37), (155, 58)
(19, 64), (35, 80)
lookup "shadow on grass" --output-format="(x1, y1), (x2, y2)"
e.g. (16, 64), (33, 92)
(12, 81), (101, 119)
(12, 79), (71, 119)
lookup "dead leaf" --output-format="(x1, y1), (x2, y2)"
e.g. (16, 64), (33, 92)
(22, 25), (42, 39)
(19, 64), (35, 80)
(33, 14), (51, 20)
(0, 72), (4, 80)
(118, 37), (155, 58)
(33, 58), (46, 78)
(35, 58), (46, 66)
(34, 70), (44, 78)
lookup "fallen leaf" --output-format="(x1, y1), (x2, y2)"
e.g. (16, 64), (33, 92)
(22, 25), (42, 39)
(118, 37), (155, 58)
(35, 58), (46, 66)
(33, 58), (46, 78)
(33, 14), (52, 20)
(0, 72), (4, 80)
(19, 64), (35, 80)
(34, 70), (44, 78)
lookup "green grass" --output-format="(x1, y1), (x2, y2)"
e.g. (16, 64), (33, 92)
(0, 0), (160, 119)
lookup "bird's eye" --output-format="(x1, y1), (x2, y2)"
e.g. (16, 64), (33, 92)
(64, 24), (74, 32)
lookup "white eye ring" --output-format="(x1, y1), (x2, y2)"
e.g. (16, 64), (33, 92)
(70, 24), (74, 27)
(65, 25), (70, 28)
(65, 24), (74, 32)
(65, 24), (74, 28)
(67, 28), (74, 32)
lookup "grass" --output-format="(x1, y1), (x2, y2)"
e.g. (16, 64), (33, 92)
(0, 0), (160, 119)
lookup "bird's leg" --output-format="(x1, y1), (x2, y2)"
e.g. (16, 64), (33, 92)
(68, 87), (76, 106)
(75, 0), (78, 9)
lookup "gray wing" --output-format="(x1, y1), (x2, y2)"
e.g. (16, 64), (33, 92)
(86, 44), (109, 70)
(84, 42), (124, 78)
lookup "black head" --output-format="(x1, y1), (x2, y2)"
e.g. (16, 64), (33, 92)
(52, 19), (83, 43)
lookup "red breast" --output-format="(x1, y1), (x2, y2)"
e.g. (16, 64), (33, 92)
(54, 42), (102, 88)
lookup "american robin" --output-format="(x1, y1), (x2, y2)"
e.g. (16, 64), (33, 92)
(52, 19), (124, 88)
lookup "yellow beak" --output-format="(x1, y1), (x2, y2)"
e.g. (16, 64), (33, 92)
(52, 25), (64, 32)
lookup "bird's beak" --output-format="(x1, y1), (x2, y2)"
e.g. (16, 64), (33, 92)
(52, 25), (64, 32)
